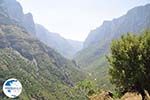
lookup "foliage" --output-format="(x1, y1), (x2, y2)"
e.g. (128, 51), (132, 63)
(76, 80), (96, 96)
(107, 31), (150, 95)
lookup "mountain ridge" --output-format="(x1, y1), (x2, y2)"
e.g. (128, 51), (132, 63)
(76, 3), (150, 67)
(0, 0), (36, 35)
(84, 3), (150, 48)
(0, 0), (83, 59)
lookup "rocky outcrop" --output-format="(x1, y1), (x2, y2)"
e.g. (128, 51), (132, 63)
(89, 91), (113, 100)
(23, 13), (36, 34)
(89, 91), (150, 100)
(121, 92), (142, 100)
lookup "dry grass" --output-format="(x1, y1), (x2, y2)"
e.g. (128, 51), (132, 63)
(89, 91), (113, 100)
(120, 92), (142, 100)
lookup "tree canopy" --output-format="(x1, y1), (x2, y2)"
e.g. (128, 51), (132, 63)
(107, 31), (150, 95)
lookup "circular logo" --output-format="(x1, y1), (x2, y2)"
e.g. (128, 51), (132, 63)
(3, 78), (22, 98)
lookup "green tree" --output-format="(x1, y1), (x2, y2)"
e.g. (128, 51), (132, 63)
(76, 80), (96, 97)
(107, 31), (150, 95)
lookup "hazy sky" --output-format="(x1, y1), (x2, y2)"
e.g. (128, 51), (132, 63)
(17, 0), (150, 41)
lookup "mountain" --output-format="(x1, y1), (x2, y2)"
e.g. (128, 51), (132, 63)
(0, 0), (83, 59)
(84, 4), (150, 48)
(0, 24), (84, 99)
(0, 0), (36, 35)
(75, 4), (150, 89)
(76, 3), (150, 68)
(36, 24), (83, 58)
(0, 0), (85, 99)
(67, 39), (83, 53)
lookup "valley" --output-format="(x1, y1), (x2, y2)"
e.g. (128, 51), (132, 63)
(0, 0), (150, 100)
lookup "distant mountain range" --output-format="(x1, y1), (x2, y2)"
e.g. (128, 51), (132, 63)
(36, 24), (83, 58)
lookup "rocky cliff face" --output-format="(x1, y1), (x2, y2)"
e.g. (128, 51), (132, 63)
(0, 0), (36, 34)
(23, 13), (36, 34)
(84, 4), (150, 48)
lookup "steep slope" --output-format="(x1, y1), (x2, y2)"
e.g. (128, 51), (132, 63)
(36, 24), (83, 58)
(75, 4), (150, 89)
(84, 4), (150, 48)
(0, 0), (85, 99)
(0, 24), (84, 100)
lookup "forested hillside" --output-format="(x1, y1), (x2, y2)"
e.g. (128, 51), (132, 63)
(0, 0), (85, 99)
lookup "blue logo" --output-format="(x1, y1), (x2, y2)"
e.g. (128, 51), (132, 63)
(3, 78), (22, 98)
